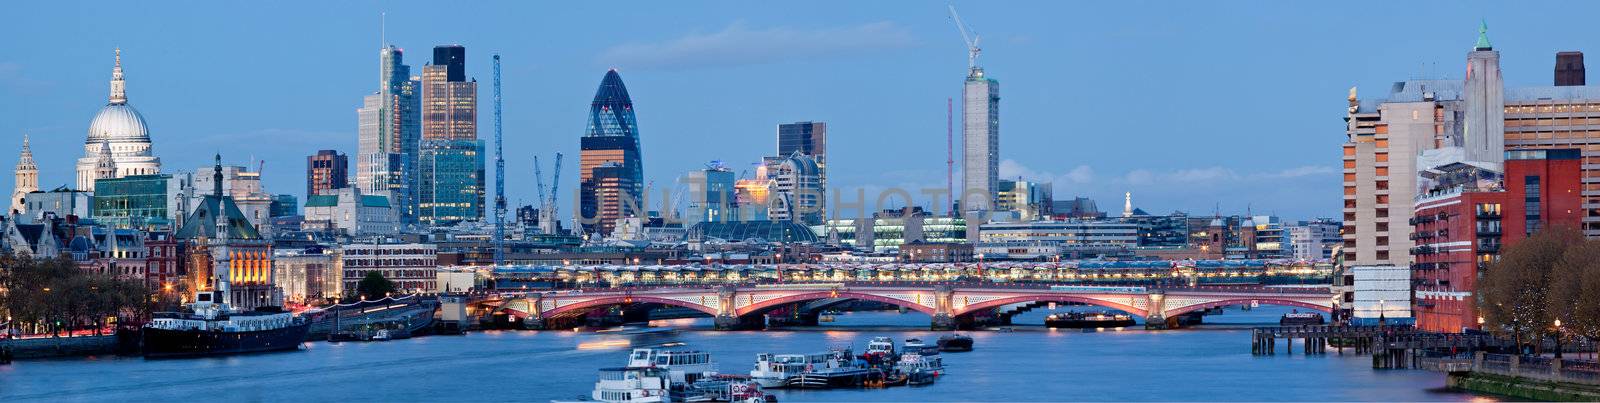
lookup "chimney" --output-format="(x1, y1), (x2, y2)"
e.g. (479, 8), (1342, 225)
(1556, 51), (1585, 86)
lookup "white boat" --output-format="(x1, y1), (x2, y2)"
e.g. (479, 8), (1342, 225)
(751, 348), (855, 389)
(864, 337), (896, 357)
(559, 367), (672, 403)
(628, 348), (718, 386)
(896, 351), (943, 374)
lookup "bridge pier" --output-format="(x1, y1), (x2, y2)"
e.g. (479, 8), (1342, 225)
(932, 285), (957, 330)
(1144, 291), (1168, 330)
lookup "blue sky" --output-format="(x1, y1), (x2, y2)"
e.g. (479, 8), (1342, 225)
(0, 1), (1587, 221)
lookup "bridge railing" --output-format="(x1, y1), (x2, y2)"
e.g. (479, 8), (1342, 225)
(1444, 353), (1600, 385)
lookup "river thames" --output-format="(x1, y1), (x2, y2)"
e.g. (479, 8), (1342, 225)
(0, 306), (1494, 402)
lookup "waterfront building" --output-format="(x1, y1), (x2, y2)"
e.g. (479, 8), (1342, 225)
(22, 187), (93, 222)
(683, 163), (737, 226)
(1501, 85), (1600, 237)
(579, 70), (644, 237)
(356, 45), (421, 227)
(76, 50), (161, 192)
(899, 241), (974, 263)
(302, 186), (398, 236)
(143, 230), (180, 292)
(92, 174), (190, 230)
(994, 179), (1052, 222)
(1412, 149), (1583, 332)
(11, 135), (36, 214)
(306, 150), (349, 197)
(977, 220), (1138, 260)
(1, 215), (61, 257)
(273, 246), (341, 305)
(1343, 81), (1460, 268)
(419, 45), (484, 227)
(817, 208), (967, 253)
(339, 242), (438, 295)
(176, 156), (277, 310)
(768, 152), (825, 225)
(1286, 218), (1341, 260)
(1349, 265), (1413, 325)
(962, 64), (1000, 242)
(1462, 23), (1506, 168)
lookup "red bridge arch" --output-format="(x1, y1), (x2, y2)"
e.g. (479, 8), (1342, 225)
(952, 294), (1149, 318)
(735, 291), (937, 317)
(540, 296), (719, 319)
(1163, 298), (1330, 318)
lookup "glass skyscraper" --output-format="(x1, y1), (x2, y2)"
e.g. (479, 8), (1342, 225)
(579, 70), (644, 237)
(356, 45), (421, 227)
(420, 45), (483, 226)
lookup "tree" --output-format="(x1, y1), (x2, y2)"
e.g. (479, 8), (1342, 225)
(355, 271), (397, 300)
(1480, 226), (1584, 349)
(1547, 238), (1600, 347)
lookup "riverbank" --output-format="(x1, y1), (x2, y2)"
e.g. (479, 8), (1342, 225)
(1448, 371), (1600, 401)
(0, 335), (122, 359)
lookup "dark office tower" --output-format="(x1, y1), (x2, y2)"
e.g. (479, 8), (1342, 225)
(778, 122), (827, 159)
(306, 150), (349, 198)
(1557, 51), (1586, 86)
(433, 45), (466, 82)
(579, 69), (644, 237)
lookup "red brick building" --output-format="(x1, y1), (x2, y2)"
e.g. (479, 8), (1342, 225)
(1412, 149), (1583, 332)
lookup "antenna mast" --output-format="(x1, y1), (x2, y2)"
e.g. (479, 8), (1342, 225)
(946, 97), (955, 217)
(493, 54), (506, 265)
(948, 4), (982, 71)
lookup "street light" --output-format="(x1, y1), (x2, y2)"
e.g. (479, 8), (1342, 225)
(1555, 319), (1565, 359)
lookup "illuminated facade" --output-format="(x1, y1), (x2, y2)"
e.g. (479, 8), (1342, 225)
(578, 70), (644, 236)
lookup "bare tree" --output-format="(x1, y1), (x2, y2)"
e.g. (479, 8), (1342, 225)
(1480, 226), (1583, 350)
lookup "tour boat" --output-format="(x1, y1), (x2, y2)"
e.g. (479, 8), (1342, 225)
(1279, 311), (1326, 326)
(937, 334), (974, 352)
(751, 348), (853, 388)
(1044, 312), (1136, 329)
(629, 348), (719, 386)
(579, 367), (673, 403)
(863, 336), (897, 357)
(902, 338), (934, 354)
(141, 292), (310, 358)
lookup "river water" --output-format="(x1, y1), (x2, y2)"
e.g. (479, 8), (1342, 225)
(0, 306), (1494, 402)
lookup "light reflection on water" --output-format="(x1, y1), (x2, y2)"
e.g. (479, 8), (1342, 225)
(0, 306), (1498, 402)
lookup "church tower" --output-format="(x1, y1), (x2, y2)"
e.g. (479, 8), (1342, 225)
(95, 140), (118, 181)
(11, 135), (37, 214)
(77, 49), (160, 191)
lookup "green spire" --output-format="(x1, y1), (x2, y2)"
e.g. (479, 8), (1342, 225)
(1474, 20), (1492, 51)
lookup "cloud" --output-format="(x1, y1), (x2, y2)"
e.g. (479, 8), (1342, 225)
(1254, 165), (1337, 179)
(999, 159), (1094, 185)
(597, 21), (916, 70)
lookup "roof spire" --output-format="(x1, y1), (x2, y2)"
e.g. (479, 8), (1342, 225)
(109, 48), (127, 105)
(1474, 20), (1492, 51)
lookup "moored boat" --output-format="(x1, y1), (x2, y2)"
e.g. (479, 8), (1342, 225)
(141, 293), (310, 358)
(937, 334), (974, 352)
(1045, 312), (1136, 329)
(1279, 310), (1325, 326)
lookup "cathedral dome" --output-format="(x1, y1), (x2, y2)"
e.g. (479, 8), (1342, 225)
(86, 103), (149, 143)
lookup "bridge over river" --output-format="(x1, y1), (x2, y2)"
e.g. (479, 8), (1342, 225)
(466, 282), (1334, 330)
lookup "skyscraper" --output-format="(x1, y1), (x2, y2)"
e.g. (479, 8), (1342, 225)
(306, 149), (349, 198)
(419, 45), (484, 226)
(356, 45), (421, 227)
(684, 163), (736, 225)
(12, 135), (37, 214)
(962, 65), (999, 242)
(776, 122), (827, 222)
(77, 49), (161, 192)
(579, 70), (644, 237)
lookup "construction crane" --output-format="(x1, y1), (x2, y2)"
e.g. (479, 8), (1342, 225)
(492, 54), (506, 265)
(948, 4), (982, 71)
(544, 153), (564, 235)
(532, 155), (546, 232)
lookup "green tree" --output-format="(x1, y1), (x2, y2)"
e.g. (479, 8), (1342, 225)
(355, 271), (397, 300)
